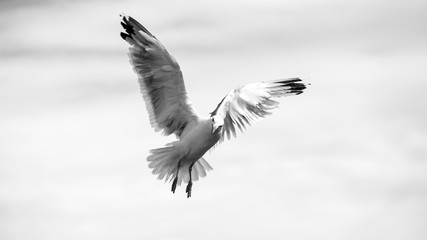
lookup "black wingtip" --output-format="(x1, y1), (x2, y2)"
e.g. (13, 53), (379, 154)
(120, 32), (130, 40)
(276, 77), (302, 84)
(120, 19), (134, 35)
(119, 13), (129, 22)
(119, 13), (135, 42)
(276, 78), (308, 94)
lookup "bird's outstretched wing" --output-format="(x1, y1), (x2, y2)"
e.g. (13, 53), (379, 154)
(120, 14), (199, 137)
(211, 78), (307, 141)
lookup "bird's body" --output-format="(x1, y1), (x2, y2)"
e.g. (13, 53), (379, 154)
(120, 14), (307, 197)
(170, 118), (221, 169)
(179, 118), (222, 162)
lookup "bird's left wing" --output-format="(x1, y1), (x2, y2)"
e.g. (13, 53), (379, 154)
(211, 78), (307, 141)
(120, 14), (199, 137)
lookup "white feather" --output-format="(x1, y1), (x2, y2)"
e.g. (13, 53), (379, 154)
(212, 78), (306, 141)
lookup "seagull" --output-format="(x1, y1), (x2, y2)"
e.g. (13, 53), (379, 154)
(120, 14), (307, 198)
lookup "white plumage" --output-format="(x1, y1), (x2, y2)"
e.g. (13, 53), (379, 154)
(120, 14), (307, 197)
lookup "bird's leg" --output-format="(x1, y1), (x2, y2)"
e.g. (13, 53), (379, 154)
(171, 160), (182, 194)
(186, 162), (196, 198)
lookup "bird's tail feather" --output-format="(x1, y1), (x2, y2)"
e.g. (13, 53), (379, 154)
(178, 157), (213, 185)
(147, 142), (213, 186)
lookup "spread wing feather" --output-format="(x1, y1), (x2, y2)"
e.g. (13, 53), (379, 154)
(120, 14), (199, 137)
(211, 78), (306, 141)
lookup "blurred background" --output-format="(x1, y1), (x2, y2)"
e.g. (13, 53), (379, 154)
(1, 0), (426, 239)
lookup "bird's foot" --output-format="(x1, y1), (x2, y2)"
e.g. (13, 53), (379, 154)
(171, 177), (178, 194)
(186, 181), (193, 198)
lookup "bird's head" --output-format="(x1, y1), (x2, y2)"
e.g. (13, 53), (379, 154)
(210, 115), (224, 134)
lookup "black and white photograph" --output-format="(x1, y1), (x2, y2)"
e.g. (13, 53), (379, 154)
(1, 0), (426, 239)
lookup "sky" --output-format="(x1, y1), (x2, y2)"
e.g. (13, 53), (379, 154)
(1, 0), (427, 239)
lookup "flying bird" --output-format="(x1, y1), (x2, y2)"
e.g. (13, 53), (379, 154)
(120, 14), (307, 198)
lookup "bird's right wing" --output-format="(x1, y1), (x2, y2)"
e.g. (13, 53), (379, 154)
(120, 14), (199, 137)
(211, 78), (307, 141)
